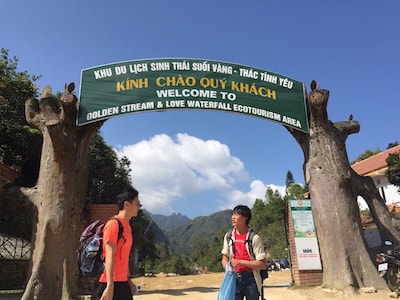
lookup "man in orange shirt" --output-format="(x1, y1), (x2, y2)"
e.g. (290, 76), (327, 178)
(92, 186), (141, 300)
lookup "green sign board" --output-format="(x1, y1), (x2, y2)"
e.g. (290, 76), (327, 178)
(78, 58), (308, 132)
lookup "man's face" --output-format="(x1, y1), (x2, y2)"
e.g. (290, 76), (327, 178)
(231, 212), (247, 227)
(127, 197), (142, 217)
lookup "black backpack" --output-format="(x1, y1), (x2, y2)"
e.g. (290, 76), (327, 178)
(77, 217), (124, 277)
(226, 229), (268, 280)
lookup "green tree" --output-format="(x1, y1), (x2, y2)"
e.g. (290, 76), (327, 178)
(285, 170), (295, 191)
(157, 243), (170, 273)
(170, 254), (191, 275)
(264, 189), (288, 258)
(0, 188), (33, 240)
(189, 229), (226, 272)
(251, 198), (268, 229)
(204, 229), (226, 272)
(387, 151), (400, 192)
(386, 141), (400, 192)
(286, 183), (307, 200)
(351, 148), (381, 164)
(251, 188), (288, 259)
(0, 48), (42, 186)
(189, 234), (209, 264)
(387, 141), (399, 149)
(87, 131), (132, 204)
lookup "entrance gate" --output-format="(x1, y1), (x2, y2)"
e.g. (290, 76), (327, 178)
(77, 58), (318, 292)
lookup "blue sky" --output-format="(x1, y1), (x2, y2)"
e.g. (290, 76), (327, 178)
(2, 1), (399, 218)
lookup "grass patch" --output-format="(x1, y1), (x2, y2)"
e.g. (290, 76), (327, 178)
(288, 285), (314, 290)
(0, 290), (23, 294)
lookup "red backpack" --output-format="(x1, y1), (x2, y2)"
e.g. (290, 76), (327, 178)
(77, 217), (123, 277)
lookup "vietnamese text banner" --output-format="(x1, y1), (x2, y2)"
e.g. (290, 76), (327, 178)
(78, 58), (308, 132)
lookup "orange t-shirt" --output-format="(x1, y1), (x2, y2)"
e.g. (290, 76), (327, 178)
(99, 216), (132, 282)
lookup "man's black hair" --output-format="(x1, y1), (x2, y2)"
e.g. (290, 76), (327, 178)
(232, 205), (251, 226)
(117, 186), (139, 210)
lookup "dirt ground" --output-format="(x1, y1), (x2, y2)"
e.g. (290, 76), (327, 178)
(130, 270), (398, 300)
(0, 270), (396, 299)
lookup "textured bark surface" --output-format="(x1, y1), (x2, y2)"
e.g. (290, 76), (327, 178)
(288, 81), (400, 293)
(21, 84), (101, 300)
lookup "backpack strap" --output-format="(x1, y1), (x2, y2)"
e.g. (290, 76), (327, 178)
(101, 217), (125, 262)
(246, 229), (256, 260)
(226, 229), (234, 258)
(111, 217), (124, 242)
(227, 228), (256, 260)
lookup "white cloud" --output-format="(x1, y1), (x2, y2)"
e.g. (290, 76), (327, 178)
(218, 180), (287, 211)
(265, 184), (286, 197)
(115, 133), (254, 215)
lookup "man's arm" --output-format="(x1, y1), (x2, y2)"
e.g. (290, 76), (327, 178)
(221, 254), (229, 269)
(100, 242), (116, 300)
(230, 258), (266, 270)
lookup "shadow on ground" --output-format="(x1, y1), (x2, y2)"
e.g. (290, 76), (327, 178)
(132, 286), (220, 296)
(0, 293), (22, 300)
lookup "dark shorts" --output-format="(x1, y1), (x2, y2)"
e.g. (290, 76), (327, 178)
(91, 281), (132, 300)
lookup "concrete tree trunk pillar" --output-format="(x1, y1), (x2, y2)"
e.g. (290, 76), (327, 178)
(21, 84), (102, 300)
(287, 81), (400, 293)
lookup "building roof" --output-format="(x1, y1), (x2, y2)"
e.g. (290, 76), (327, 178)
(351, 145), (400, 176)
(0, 163), (21, 187)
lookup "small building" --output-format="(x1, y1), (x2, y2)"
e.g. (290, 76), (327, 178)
(351, 145), (400, 208)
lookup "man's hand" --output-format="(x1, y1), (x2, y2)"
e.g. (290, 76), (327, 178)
(100, 286), (113, 300)
(230, 258), (242, 268)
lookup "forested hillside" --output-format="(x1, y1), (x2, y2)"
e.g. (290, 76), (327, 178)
(165, 209), (232, 256)
(150, 212), (191, 231)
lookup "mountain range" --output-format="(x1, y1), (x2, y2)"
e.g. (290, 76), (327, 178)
(150, 212), (191, 231)
(146, 209), (233, 255)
